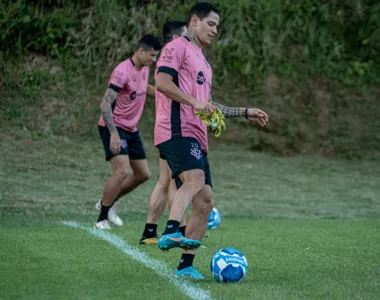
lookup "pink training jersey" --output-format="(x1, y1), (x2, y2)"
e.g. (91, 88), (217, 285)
(154, 36), (212, 153)
(98, 58), (149, 132)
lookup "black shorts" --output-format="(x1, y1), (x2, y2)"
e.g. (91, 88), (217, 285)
(157, 137), (212, 189)
(98, 125), (146, 161)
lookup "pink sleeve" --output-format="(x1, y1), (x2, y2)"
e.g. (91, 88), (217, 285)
(156, 39), (185, 77)
(109, 63), (129, 88)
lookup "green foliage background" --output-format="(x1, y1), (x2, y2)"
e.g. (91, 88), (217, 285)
(1, 0), (380, 159)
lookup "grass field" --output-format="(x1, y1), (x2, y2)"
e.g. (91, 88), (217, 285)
(1, 130), (380, 300)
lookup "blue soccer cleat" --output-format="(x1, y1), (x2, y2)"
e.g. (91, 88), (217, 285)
(176, 266), (205, 280)
(158, 232), (201, 251)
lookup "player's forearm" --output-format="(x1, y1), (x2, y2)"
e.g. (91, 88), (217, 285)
(101, 105), (117, 133)
(156, 78), (196, 107)
(100, 88), (118, 133)
(213, 102), (246, 118)
(147, 84), (155, 97)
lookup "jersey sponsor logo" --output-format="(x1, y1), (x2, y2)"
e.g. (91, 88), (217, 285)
(130, 90), (147, 100)
(165, 48), (174, 55)
(197, 71), (205, 85)
(196, 71), (211, 90)
(130, 91), (137, 100)
(161, 48), (175, 63)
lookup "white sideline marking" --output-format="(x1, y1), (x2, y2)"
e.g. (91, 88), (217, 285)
(62, 221), (214, 300)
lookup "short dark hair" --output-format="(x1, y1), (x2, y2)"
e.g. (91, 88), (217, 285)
(187, 2), (220, 25)
(137, 34), (162, 51)
(162, 20), (187, 44)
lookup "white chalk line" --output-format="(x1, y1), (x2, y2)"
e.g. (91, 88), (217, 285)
(62, 221), (214, 300)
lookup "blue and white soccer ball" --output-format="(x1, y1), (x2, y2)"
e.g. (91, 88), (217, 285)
(210, 248), (248, 283)
(207, 207), (221, 229)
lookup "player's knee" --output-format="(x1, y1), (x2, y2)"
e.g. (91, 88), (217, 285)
(202, 193), (213, 213)
(135, 171), (150, 184)
(114, 168), (130, 181)
(156, 180), (170, 193)
(193, 188), (213, 214)
(158, 176), (171, 189)
(198, 201), (213, 217)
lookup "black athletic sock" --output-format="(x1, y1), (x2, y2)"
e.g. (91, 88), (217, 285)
(162, 220), (180, 235)
(177, 253), (195, 271)
(142, 223), (158, 238)
(179, 225), (186, 236)
(97, 205), (111, 222)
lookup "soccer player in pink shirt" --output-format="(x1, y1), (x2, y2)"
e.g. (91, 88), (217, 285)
(154, 2), (268, 279)
(140, 20), (189, 245)
(94, 35), (162, 230)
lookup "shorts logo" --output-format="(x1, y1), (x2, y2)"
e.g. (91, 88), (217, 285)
(190, 143), (202, 160)
(120, 139), (127, 149)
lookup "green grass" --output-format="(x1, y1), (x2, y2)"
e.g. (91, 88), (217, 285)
(1, 217), (379, 300)
(1, 131), (380, 299)
(1, 129), (379, 219)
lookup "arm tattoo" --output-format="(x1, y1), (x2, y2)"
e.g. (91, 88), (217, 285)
(100, 88), (118, 133)
(213, 102), (241, 118)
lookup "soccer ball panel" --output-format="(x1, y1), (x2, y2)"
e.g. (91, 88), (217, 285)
(210, 248), (248, 283)
(220, 264), (246, 283)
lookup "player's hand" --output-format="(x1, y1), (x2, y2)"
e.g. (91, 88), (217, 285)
(110, 132), (121, 155)
(247, 108), (268, 127)
(193, 101), (215, 114)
